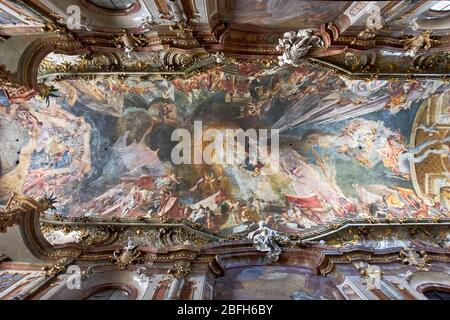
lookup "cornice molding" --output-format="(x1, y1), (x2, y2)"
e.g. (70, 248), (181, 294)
(2, 193), (449, 267)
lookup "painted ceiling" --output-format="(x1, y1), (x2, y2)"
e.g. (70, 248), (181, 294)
(0, 0), (449, 245)
(0, 60), (449, 237)
(218, 0), (351, 29)
(0, 1), (450, 304)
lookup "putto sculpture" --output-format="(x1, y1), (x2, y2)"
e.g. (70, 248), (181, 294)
(276, 29), (325, 66)
(248, 221), (287, 263)
(353, 262), (384, 290)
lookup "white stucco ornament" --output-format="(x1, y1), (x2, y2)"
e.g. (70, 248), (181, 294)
(276, 29), (325, 66)
(248, 221), (288, 262)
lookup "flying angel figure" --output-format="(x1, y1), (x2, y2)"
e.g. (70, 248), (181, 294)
(189, 172), (222, 192)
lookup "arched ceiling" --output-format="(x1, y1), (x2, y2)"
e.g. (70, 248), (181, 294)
(0, 1), (448, 251)
(1, 57), (449, 240)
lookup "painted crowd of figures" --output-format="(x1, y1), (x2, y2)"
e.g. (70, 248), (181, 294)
(0, 61), (449, 236)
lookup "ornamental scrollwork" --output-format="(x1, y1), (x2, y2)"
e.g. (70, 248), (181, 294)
(400, 31), (439, 57)
(167, 261), (191, 279)
(112, 240), (143, 270)
(0, 192), (56, 233)
(397, 248), (431, 271)
(42, 257), (71, 276)
(276, 29), (325, 66)
(0, 65), (35, 102)
(113, 29), (148, 57)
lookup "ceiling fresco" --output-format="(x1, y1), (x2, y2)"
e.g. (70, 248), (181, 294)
(0, 60), (449, 237)
(1, 1), (450, 303)
(219, 0), (350, 29)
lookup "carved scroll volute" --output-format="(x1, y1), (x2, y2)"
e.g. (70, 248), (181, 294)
(0, 65), (36, 103)
(160, 51), (194, 69)
(0, 192), (46, 232)
(208, 255), (224, 277)
(0, 192), (78, 261)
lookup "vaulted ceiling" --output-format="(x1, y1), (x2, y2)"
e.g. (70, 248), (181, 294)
(0, 1), (449, 258)
(0, 0), (450, 79)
